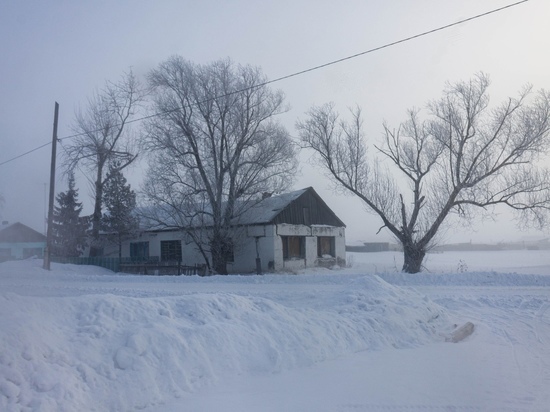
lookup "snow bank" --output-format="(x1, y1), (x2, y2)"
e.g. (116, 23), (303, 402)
(378, 271), (550, 287)
(0, 259), (448, 411)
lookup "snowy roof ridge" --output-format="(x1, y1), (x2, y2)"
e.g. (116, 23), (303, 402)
(138, 187), (312, 231)
(233, 187), (310, 225)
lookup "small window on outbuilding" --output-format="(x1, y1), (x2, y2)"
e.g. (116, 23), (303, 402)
(282, 236), (305, 260)
(317, 236), (335, 258)
(161, 240), (182, 261)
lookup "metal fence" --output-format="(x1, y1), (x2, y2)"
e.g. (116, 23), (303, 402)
(119, 261), (206, 276)
(51, 256), (206, 276)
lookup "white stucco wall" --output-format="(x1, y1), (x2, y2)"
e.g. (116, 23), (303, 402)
(274, 224), (346, 272)
(102, 230), (190, 262)
(312, 225), (346, 267)
(228, 225), (277, 273)
(100, 223), (346, 274)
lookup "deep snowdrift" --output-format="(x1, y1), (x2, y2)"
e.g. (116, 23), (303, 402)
(0, 258), (449, 411)
(1, 250), (550, 411)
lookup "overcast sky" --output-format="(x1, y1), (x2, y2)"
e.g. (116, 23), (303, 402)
(1, 0), (549, 244)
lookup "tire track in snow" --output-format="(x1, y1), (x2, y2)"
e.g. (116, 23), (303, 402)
(534, 302), (550, 345)
(425, 290), (550, 410)
(336, 404), (484, 411)
(532, 302), (550, 408)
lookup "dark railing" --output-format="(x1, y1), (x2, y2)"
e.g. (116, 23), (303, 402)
(51, 256), (206, 276)
(119, 260), (206, 276)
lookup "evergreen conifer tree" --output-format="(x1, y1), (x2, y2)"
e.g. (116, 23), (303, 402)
(52, 173), (88, 257)
(102, 164), (139, 258)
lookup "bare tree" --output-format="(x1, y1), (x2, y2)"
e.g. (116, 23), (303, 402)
(143, 57), (298, 274)
(297, 73), (550, 273)
(64, 70), (145, 256)
(0, 193), (4, 221)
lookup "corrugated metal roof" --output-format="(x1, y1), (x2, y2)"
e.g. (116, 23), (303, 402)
(139, 187), (345, 231)
(232, 188), (309, 225)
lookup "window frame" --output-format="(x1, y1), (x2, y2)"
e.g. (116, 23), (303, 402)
(23, 247), (44, 259)
(317, 236), (335, 258)
(282, 236), (305, 260)
(160, 240), (182, 262)
(130, 241), (149, 261)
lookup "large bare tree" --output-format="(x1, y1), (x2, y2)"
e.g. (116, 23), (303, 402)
(297, 74), (550, 273)
(143, 57), (297, 274)
(64, 70), (145, 256)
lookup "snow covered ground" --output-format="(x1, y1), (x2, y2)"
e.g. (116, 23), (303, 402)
(1, 250), (549, 411)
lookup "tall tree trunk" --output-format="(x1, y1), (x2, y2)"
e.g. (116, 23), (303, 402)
(402, 242), (426, 273)
(212, 256), (227, 275)
(89, 169), (104, 257)
(210, 235), (230, 275)
(118, 233), (122, 259)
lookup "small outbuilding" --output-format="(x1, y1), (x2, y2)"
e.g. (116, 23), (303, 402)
(101, 187), (347, 274)
(0, 222), (46, 262)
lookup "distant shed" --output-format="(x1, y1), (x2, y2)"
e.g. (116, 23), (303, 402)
(346, 242), (390, 253)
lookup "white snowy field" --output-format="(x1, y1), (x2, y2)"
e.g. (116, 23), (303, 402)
(1, 251), (550, 412)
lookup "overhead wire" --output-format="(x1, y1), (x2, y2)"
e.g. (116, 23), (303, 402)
(0, 141), (52, 167)
(0, 0), (529, 168)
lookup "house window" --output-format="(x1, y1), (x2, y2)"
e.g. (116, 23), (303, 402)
(130, 241), (149, 261)
(0, 248), (11, 259)
(161, 240), (182, 261)
(23, 247), (44, 259)
(282, 236), (305, 260)
(317, 236), (335, 258)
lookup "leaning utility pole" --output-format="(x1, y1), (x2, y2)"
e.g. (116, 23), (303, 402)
(43, 102), (59, 270)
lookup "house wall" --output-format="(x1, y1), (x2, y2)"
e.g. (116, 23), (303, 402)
(99, 223), (346, 274)
(312, 225), (346, 266)
(101, 231), (190, 261)
(274, 223), (308, 271)
(227, 225), (277, 273)
(274, 223), (346, 272)
(0, 241), (45, 261)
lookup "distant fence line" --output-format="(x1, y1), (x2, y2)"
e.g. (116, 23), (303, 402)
(51, 256), (206, 276)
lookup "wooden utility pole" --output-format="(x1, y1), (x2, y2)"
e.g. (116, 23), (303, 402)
(43, 102), (59, 270)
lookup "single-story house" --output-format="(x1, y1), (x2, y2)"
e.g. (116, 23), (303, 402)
(0, 222), (46, 262)
(100, 187), (346, 274)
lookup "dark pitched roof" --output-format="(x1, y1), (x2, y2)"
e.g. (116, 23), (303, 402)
(0, 222), (46, 243)
(235, 187), (346, 227)
(140, 187), (346, 232)
(233, 188), (309, 225)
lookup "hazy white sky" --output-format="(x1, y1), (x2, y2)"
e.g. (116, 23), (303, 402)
(1, 0), (549, 244)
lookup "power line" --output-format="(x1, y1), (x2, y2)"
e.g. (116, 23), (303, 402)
(260, 0), (529, 86)
(0, 141), (52, 167)
(60, 0), (529, 142)
(0, 0), (529, 168)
